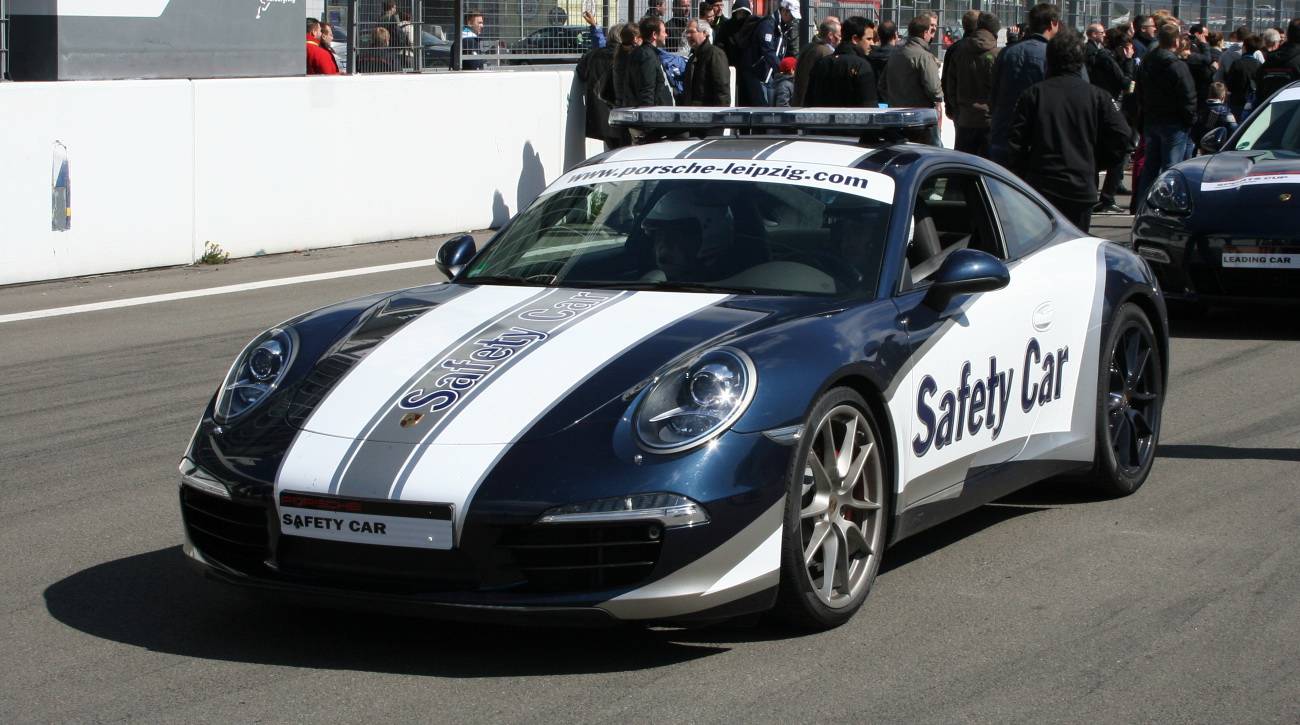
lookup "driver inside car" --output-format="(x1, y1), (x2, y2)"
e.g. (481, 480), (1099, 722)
(824, 194), (882, 285)
(640, 189), (735, 282)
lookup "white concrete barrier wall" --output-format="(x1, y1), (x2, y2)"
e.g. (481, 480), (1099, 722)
(0, 71), (599, 286)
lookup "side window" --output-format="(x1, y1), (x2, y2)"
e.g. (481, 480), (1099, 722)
(986, 177), (1055, 259)
(903, 173), (999, 289)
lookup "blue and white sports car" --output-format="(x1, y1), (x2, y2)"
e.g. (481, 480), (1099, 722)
(1133, 80), (1300, 309)
(180, 108), (1168, 629)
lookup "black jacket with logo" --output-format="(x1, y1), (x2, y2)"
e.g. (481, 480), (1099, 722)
(1257, 42), (1300, 104)
(804, 41), (878, 107)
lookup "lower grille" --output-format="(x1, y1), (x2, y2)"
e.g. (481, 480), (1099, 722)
(181, 486), (271, 574)
(1188, 263), (1300, 299)
(276, 536), (481, 593)
(502, 523), (663, 593)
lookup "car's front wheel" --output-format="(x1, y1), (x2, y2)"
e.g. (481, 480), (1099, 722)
(773, 388), (887, 629)
(1091, 303), (1164, 496)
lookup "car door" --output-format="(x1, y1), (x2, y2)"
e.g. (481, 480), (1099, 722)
(885, 170), (1101, 513)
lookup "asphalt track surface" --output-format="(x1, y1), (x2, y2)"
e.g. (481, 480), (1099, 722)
(2, 217), (1298, 724)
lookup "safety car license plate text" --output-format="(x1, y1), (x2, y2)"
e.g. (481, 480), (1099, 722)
(277, 491), (454, 549)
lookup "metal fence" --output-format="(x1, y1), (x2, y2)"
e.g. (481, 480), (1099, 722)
(1, 0), (9, 81)
(334, 0), (1298, 72)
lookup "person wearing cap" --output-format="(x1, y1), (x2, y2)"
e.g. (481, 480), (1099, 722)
(739, 0), (799, 106)
(713, 0), (755, 73)
(772, 55), (798, 105)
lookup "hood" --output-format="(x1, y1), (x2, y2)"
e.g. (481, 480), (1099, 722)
(968, 29), (997, 52)
(1194, 150), (1300, 209)
(286, 285), (825, 445)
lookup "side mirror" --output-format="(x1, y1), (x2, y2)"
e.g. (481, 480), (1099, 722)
(1200, 127), (1228, 154)
(922, 248), (1010, 311)
(436, 234), (477, 279)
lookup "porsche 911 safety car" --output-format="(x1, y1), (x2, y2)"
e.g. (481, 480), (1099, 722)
(1132, 80), (1300, 309)
(180, 107), (1168, 630)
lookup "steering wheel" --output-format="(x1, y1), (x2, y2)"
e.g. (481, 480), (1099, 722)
(771, 248), (863, 292)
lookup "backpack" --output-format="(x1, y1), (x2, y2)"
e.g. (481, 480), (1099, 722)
(719, 14), (763, 66)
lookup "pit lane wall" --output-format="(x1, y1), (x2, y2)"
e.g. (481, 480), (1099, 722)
(0, 72), (597, 286)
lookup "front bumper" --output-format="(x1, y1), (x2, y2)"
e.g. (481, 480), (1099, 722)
(1132, 215), (1300, 304)
(179, 425), (794, 624)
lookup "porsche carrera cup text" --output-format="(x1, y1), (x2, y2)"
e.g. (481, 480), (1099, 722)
(912, 338), (1070, 457)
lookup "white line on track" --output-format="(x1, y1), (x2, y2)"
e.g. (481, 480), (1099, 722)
(0, 259), (439, 325)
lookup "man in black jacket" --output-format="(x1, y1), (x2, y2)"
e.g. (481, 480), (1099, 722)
(623, 16), (675, 109)
(1257, 18), (1300, 104)
(1134, 23), (1196, 207)
(683, 18), (731, 106)
(804, 15), (878, 109)
(1007, 29), (1131, 232)
(866, 20), (898, 80)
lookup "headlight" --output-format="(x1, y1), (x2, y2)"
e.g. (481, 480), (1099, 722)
(214, 327), (297, 423)
(1146, 170), (1193, 215)
(538, 493), (709, 528)
(634, 348), (756, 453)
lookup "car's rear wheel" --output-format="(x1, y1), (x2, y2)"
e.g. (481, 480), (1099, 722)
(773, 388), (887, 629)
(1091, 303), (1164, 496)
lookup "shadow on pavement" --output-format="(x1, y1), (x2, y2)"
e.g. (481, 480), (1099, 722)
(1168, 306), (1300, 341)
(1157, 444), (1300, 462)
(43, 546), (727, 676)
(46, 497), (1067, 654)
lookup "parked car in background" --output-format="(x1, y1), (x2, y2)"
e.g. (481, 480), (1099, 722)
(1131, 80), (1300, 311)
(508, 25), (595, 64)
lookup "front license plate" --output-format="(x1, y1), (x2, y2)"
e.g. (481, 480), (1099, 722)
(1221, 248), (1300, 269)
(277, 491), (454, 549)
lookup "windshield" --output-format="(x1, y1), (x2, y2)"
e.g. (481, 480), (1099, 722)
(1232, 99), (1300, 152)
(461, 179), (893, 297)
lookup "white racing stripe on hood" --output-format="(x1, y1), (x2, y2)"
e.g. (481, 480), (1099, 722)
(279, 287), (547, 495)
(392, 292), (731, 531)
(297, 286), (546, 440)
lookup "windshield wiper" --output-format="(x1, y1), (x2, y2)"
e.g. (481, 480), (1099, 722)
(609, 280), (762, 294)
(461, 274), (554, 286)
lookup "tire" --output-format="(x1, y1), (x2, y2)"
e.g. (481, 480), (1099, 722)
(1090, 303), (1164, 496)
(773, 388), (888, 629)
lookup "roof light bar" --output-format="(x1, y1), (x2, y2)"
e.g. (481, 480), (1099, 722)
(609, 106), (939, 131)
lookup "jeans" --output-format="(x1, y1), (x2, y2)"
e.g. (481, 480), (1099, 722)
(1135, 124), (1190, 210)
(741, 74), (774, 107)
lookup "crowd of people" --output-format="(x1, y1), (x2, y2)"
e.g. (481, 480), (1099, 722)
(567, 1), (1300, 228)
(310, 2), (1300, 227)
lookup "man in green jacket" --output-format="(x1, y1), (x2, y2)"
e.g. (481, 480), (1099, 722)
(942, 12), (1001, 157)
(878, 15), (943, 145)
